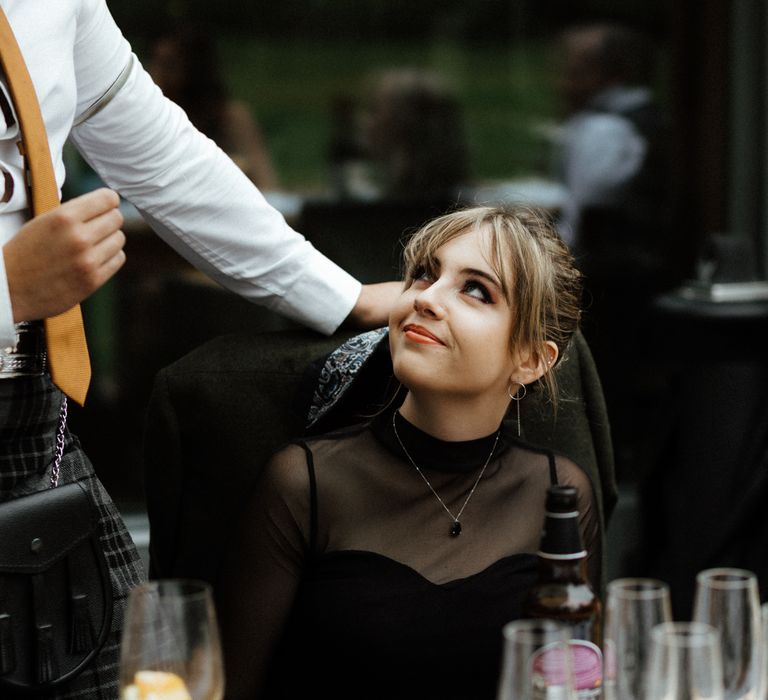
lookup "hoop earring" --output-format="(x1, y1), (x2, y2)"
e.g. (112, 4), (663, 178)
(507, 381), (527, 437)
(507, 381), (526, 401)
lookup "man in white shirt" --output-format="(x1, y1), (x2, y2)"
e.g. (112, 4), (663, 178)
(0, 2), (397, 697)
(554, 22), (668, 254)
(0, 1), (396, 345)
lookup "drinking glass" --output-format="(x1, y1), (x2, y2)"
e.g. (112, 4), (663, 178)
(644, 621), (724, 700)
(603, 577), (673, 700)
(119, 579), (224, 700)
(758, 603), (768, 700)
(692, 568), (762, 700)
(497, 619), (577, 700)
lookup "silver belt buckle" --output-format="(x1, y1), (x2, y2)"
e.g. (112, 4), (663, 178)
(0, 321), (47, 378)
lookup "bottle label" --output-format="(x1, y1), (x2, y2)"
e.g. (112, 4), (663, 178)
(528, 638), (602, 699)
(569, 640), (602, 698)
(530, 642), (572, 700)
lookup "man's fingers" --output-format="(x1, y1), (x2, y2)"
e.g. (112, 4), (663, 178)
(81, 240), (126, 293)
(4, 189), (125, 323)
(61, 187), (121, 222)
(48, 195), (123, 249)
(85, 206), (125, 244)
(91, 229), (127, 267)
(96, 247), (127, 285)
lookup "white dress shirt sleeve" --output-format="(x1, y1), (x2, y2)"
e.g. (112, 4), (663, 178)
(558, 112), (647, 241)
(68, 0), (361, 335)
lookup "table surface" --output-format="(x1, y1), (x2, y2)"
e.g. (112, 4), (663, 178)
(655, 283), (768, 320)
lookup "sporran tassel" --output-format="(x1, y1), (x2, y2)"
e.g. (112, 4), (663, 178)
(35, 623), (58, 684)
(69, 593), (93, 653)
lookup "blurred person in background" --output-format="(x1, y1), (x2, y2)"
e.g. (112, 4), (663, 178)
(148, 21), (279, 191)
(553, 21), (671, 266)
(326, 92), (376, 201)
(551, 22), (677, 479)
(360, 68), (471, 202)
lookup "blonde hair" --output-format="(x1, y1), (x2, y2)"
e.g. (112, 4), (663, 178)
(402, 205), (582, 404)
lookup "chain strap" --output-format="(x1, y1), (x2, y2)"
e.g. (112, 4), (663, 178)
(50, 396), (68, 488)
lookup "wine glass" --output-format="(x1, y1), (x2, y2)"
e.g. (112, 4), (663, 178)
(497, 619), (577, 700)
(119, 579), (224, 700)
(603, 577), (673, 700)
(692, 568), (762, 700)
(644, 621), (724, 700)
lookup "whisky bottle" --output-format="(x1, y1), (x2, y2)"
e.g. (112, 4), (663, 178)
(523, 485), (602, 698)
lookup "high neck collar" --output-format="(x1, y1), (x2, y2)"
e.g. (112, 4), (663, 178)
(371, 408), (509, 474)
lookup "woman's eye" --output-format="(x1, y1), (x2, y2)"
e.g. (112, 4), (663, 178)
(464, 280), (492, 303)
(411, 266), (433, 284)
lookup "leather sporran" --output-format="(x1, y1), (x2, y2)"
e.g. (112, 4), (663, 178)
(0, 482), (113, 693)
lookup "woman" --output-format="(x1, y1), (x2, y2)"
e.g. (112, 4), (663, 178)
(219, 205), (598, 699)
(362, 68), (470, 199)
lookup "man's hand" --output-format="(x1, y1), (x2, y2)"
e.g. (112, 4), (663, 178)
(345, 281), (403, 329)
(3, 188), (126, 322)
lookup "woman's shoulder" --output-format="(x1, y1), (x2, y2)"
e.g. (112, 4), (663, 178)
(554, 452), (594, 496)
(267, 424), (372, 482)
(262, 443), (313, 502)
(509, 437), (593, 499)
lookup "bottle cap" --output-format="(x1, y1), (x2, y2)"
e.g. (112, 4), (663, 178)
(538, 485), (585, 559)
(545, 485), (579, 513)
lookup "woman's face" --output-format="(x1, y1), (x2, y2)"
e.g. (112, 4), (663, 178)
(389, 227), (520, 401)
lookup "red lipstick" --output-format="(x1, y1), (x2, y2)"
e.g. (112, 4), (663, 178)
(403, 324), (444, 346)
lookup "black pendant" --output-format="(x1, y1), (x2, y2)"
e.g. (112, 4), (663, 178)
(450, 521), (462, 537)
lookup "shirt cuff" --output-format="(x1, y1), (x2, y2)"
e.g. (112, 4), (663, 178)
(0, 247), (18, 349)
(272, 251), (362, 335)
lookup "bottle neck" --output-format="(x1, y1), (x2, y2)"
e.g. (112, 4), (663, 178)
(536, 508), (589, 583)
(538, 510), (585, 558)
(536, 554), (589, 583)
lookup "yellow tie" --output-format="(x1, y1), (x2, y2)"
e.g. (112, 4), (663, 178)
(0, 9), (91, 405)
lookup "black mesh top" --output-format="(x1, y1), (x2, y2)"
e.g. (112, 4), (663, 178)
(219, 407), (600, 700)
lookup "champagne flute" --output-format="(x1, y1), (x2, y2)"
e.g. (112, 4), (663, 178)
(644, 621), (724, 700)
(692, 568), (762, 700)
(603, 577), (673, 700)
(119, 579), (224, 700)
(497, 619), (577, 700)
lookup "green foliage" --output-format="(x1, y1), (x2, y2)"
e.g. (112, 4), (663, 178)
(214, 37), (559, 189)
(113, 0), (665, 189)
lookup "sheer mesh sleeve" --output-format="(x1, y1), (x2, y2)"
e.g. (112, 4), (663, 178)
(217, 443), (312, 700)
(556, 455), (602, 592)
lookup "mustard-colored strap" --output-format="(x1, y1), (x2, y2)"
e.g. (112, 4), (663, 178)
(0, 8), (91, 405)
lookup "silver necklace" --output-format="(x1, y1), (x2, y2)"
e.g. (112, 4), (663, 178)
(391, 411), (500, 537)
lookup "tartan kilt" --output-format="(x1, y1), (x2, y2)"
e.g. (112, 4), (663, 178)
(0, 375), (145, 700)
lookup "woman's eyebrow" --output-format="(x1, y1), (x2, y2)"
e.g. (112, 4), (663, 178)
(417, 256), (441, 274)
(461, 267), (502, 289)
